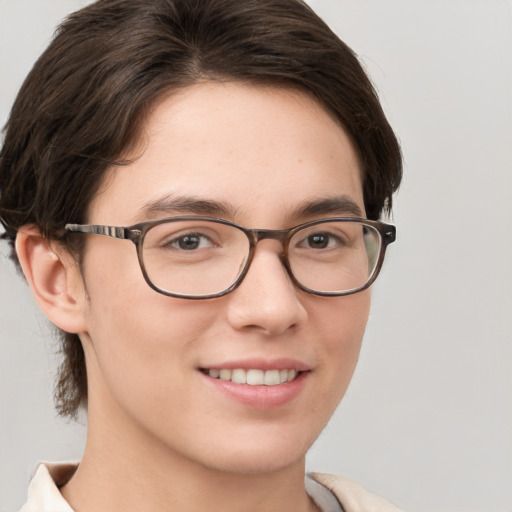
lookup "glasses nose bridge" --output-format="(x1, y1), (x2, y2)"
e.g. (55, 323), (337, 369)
(249, 227), (290, 248)
(245, 227), (291, 268)
(244, 228), (292, 281)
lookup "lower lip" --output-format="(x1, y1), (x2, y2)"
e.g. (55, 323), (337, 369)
(201, 371), (309, 409)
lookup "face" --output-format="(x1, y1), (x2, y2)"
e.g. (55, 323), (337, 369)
(78, 82), (370, 475)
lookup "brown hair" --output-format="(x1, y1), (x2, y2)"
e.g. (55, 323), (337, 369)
(0, 0), (402, 418)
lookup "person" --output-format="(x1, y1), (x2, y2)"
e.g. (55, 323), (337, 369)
(0, 0), (403, 510)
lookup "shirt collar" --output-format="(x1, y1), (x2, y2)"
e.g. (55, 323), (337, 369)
(19, 463), (77, 512)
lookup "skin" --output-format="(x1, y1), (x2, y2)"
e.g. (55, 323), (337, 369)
(17, 82), (371, 512)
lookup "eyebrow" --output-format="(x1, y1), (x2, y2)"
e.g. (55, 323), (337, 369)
(136, 193), (364, 224)
(136, 194), (234, 220)
(291, 195), (365, 219)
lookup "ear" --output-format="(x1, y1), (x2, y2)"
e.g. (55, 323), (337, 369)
(15, 225), (87, 334)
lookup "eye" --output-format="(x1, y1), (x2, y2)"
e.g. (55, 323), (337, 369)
(301, 231), (343, 250)
(167, 232), (215, 251)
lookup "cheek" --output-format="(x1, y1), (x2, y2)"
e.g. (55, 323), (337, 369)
(79, 245), (218, 395)
(81, 285), (226, 441)
(83, 282), (215, 370)
(82, 238), (216, 338)
(311, 291), (370, 400)
(311, 290), (371, 349)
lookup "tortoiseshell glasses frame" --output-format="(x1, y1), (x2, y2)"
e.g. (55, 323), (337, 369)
(64, 216), (396, 300)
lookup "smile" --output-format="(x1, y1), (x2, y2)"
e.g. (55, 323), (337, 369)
(204, 368), (299, 386)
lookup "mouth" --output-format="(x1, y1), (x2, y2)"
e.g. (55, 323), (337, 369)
(198, 358), (310, 408)
(201, 368), (301, 386)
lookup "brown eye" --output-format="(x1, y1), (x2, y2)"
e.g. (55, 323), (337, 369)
(176, 234), (202, 250)
(163, 232), (215, 251)
(307, 233), (329, 249)
(301, 232), (342, 250)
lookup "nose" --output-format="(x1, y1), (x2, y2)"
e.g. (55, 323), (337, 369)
(225, 241), (307, 336)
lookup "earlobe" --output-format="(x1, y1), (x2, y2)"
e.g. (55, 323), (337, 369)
(15, 226), (87, 334)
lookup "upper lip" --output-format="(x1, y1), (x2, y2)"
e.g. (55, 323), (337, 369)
(199, 358), (311, 372)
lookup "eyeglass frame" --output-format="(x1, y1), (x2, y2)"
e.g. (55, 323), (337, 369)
(64, 216), (396, 299)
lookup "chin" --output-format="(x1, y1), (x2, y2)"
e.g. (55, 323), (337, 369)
(195, 428), (315, 476)
(209, 449), (306, 476)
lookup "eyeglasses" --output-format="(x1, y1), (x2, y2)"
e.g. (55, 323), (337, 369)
(65, 216), (396, 299)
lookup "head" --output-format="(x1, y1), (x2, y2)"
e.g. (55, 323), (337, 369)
(0, 0), (401, 469)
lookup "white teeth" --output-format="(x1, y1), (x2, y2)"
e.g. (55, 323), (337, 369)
(231, 368), (246, 384)
(247, 369), (264, 385)
(264, 369), (280, 385)
(219, 369), (231, 381)
(207, 368), (300, 385)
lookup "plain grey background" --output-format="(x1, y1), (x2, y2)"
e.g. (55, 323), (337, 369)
(1, 1), (511, 511)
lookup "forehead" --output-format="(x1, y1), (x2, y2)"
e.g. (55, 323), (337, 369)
(88, 82), (364, 226)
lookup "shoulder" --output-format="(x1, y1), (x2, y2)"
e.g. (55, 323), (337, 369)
(309, 473), (403, 512)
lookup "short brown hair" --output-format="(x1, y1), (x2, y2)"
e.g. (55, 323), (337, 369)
(0, 0), (402, 418)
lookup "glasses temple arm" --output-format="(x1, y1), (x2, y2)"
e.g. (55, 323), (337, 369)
(65, 224), (130, 240)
